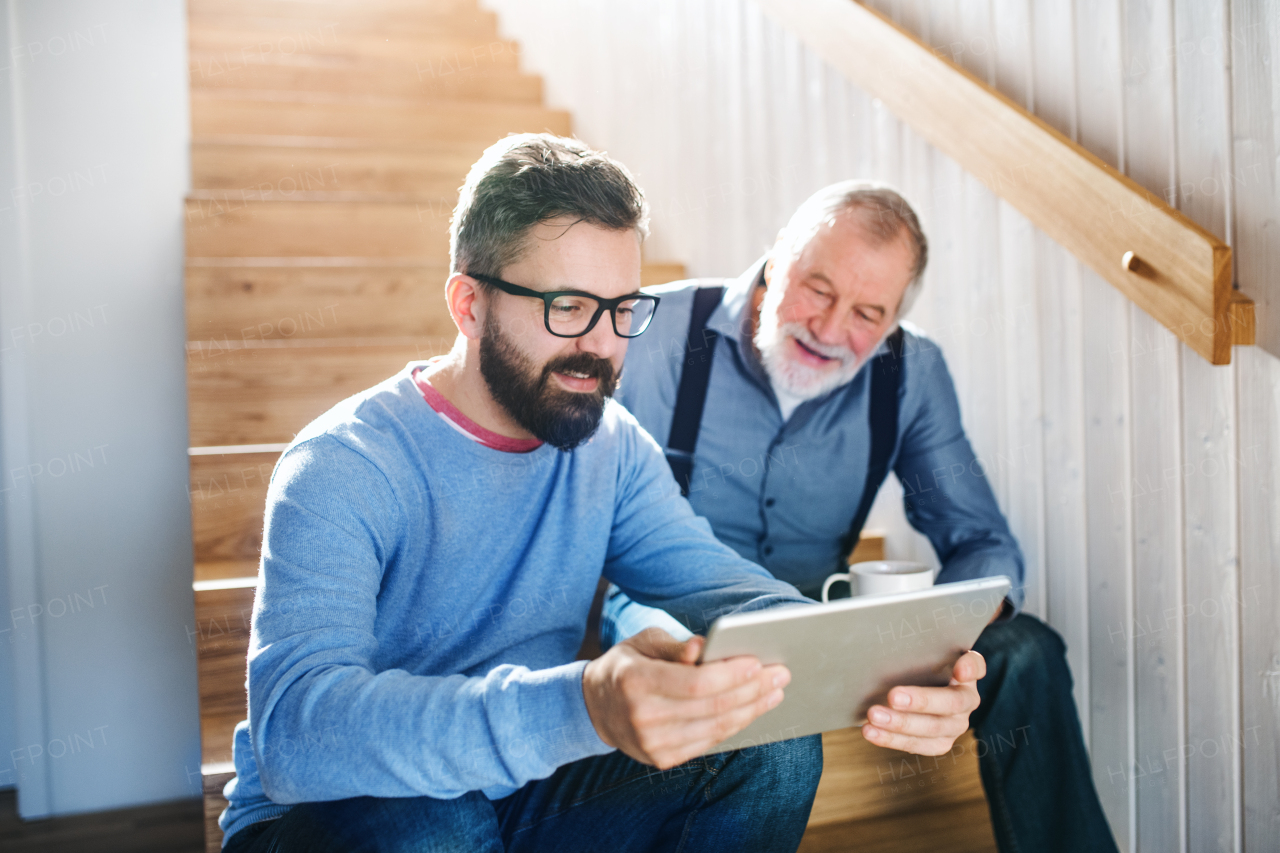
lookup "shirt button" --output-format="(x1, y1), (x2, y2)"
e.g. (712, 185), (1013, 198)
(765, 498), (776, 508)
(763, 545), (774, 556)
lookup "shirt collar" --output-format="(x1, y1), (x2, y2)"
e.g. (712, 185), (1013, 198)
(709, 256), (772, 392)
(708, 255), (767, 345)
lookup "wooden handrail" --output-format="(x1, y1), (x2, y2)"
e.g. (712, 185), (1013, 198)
(755, 0), (1253, 365)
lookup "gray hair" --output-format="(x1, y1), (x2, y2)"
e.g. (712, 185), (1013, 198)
(776, 180), (928, 317)
(450, 133), (650, 281)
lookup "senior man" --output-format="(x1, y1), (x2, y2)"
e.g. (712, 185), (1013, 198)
(605, 181), (1120, 853)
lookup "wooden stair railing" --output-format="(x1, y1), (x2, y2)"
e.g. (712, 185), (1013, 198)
(183, 2), (993, 851)
(754, 0), (1253, 366)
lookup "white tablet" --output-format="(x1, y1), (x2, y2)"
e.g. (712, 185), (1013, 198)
(696, 576), (1011, 756)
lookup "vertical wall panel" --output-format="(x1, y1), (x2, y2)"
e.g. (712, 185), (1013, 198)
(1121, 0), (1189, 849)
(1234, 346), (1280, 852)
(991, 0), (1047, 620)
(1030, 0), (1093, 744)
(1076, 0), (1137, 846)
(1174, 0), (1243, 850)
(955, 4), (1009, 526)
(1230, 3), (1280, 848)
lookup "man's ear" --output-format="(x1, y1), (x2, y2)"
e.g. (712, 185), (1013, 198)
(445, 273), (485, 340)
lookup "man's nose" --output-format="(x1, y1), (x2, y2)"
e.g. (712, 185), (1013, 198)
(575, 313), (622, 360)
(809, 307), (849, 347)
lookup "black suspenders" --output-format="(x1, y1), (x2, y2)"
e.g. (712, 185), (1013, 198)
(663, 284), (906, 566)
(664, 285), (725, 497)
(839, 326), (906, 562)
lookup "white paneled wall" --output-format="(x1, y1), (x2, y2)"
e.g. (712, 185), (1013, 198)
(484, 1), (1280, 850)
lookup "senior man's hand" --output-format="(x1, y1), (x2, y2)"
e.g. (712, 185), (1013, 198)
(582, 627), (790, 770)
(860, 649), (985, 755)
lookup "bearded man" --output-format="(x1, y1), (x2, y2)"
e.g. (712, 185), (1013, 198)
(215, 137), (986, 853)
(603, 181), (1121, 853)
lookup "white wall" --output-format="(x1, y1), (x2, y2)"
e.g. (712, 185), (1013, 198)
(0, 0), (199, 818)
(485, 1), (1280, 850)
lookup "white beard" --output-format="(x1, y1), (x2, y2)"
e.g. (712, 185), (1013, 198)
(754, 286), (880, 401)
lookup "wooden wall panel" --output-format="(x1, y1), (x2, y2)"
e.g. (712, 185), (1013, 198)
(1231, 4), (1280, 848)
(1173, 1), (1243, 850)
(1120, 1), (1188, 849)
(1229, 0), (1280, 360)
(1075, 1), (1137, 845)
(991, 0), (1045, 622)
(1029, 0), (1093, 748)
(1234, 348), (1280, 851)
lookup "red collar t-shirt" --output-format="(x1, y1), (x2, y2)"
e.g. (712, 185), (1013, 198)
(412, 367), (543, 454)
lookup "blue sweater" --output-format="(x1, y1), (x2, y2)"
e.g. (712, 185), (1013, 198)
(219, 363), (812, 844)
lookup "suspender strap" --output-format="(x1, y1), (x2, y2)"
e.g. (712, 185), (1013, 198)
(840, 326), (906, 563)
(665, 285), (726, 496)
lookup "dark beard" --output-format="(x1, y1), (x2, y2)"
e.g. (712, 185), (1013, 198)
(478, 315), (619, 451)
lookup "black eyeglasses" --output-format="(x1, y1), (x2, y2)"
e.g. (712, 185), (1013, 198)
(470, 273), (661, 339)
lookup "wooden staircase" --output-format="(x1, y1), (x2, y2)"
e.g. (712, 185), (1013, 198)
(184, 2), (993, 851)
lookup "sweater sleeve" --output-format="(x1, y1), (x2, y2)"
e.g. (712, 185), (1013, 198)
(602, 412), (813, 635)
(247, 438), (612, 805)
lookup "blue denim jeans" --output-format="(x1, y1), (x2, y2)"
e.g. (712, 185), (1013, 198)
(603, 590), (1120, 853)
(969, 613), (1120, 853)
(222, 735), (823, 853)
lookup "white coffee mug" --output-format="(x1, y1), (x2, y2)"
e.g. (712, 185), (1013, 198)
(821, 560), (934, 602)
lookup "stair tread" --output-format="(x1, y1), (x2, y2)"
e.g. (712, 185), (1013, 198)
(189, 52), (543, 104)
(191, 94), (572, 145)
(189, 26), (511, 63)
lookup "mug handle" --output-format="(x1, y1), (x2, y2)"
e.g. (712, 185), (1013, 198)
(821, 572), (851, 603)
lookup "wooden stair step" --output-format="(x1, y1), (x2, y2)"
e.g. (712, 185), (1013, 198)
(190, 52), (542, 104)
(195, 559), (265, 583)
(188, 0), (497, 36)
(187, 340), (441, 446)
(185, 262), (687, 343)
(184, 198), (452, 260)
(799, 798), (996, 853)
(203, 764), (235, 853)
(189, 0), (483, 18)
(193, 580), (255, 725)
(192, 90), (571, 147)
(189, 25), (512, 65)
(190, 451), (281, 563)
(186, 264), (454, 342)
(191, 141), (472, 199)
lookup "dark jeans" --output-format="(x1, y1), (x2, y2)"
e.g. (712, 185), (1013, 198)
(970, 613), (1120, 853)
(223, 735), (823, 853)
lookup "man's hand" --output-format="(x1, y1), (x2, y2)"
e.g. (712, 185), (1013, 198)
(861, 649), (985, 756)
(582, 627), (789, 770)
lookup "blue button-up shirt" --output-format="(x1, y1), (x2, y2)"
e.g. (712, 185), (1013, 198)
(608, 258), (1023, 640)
